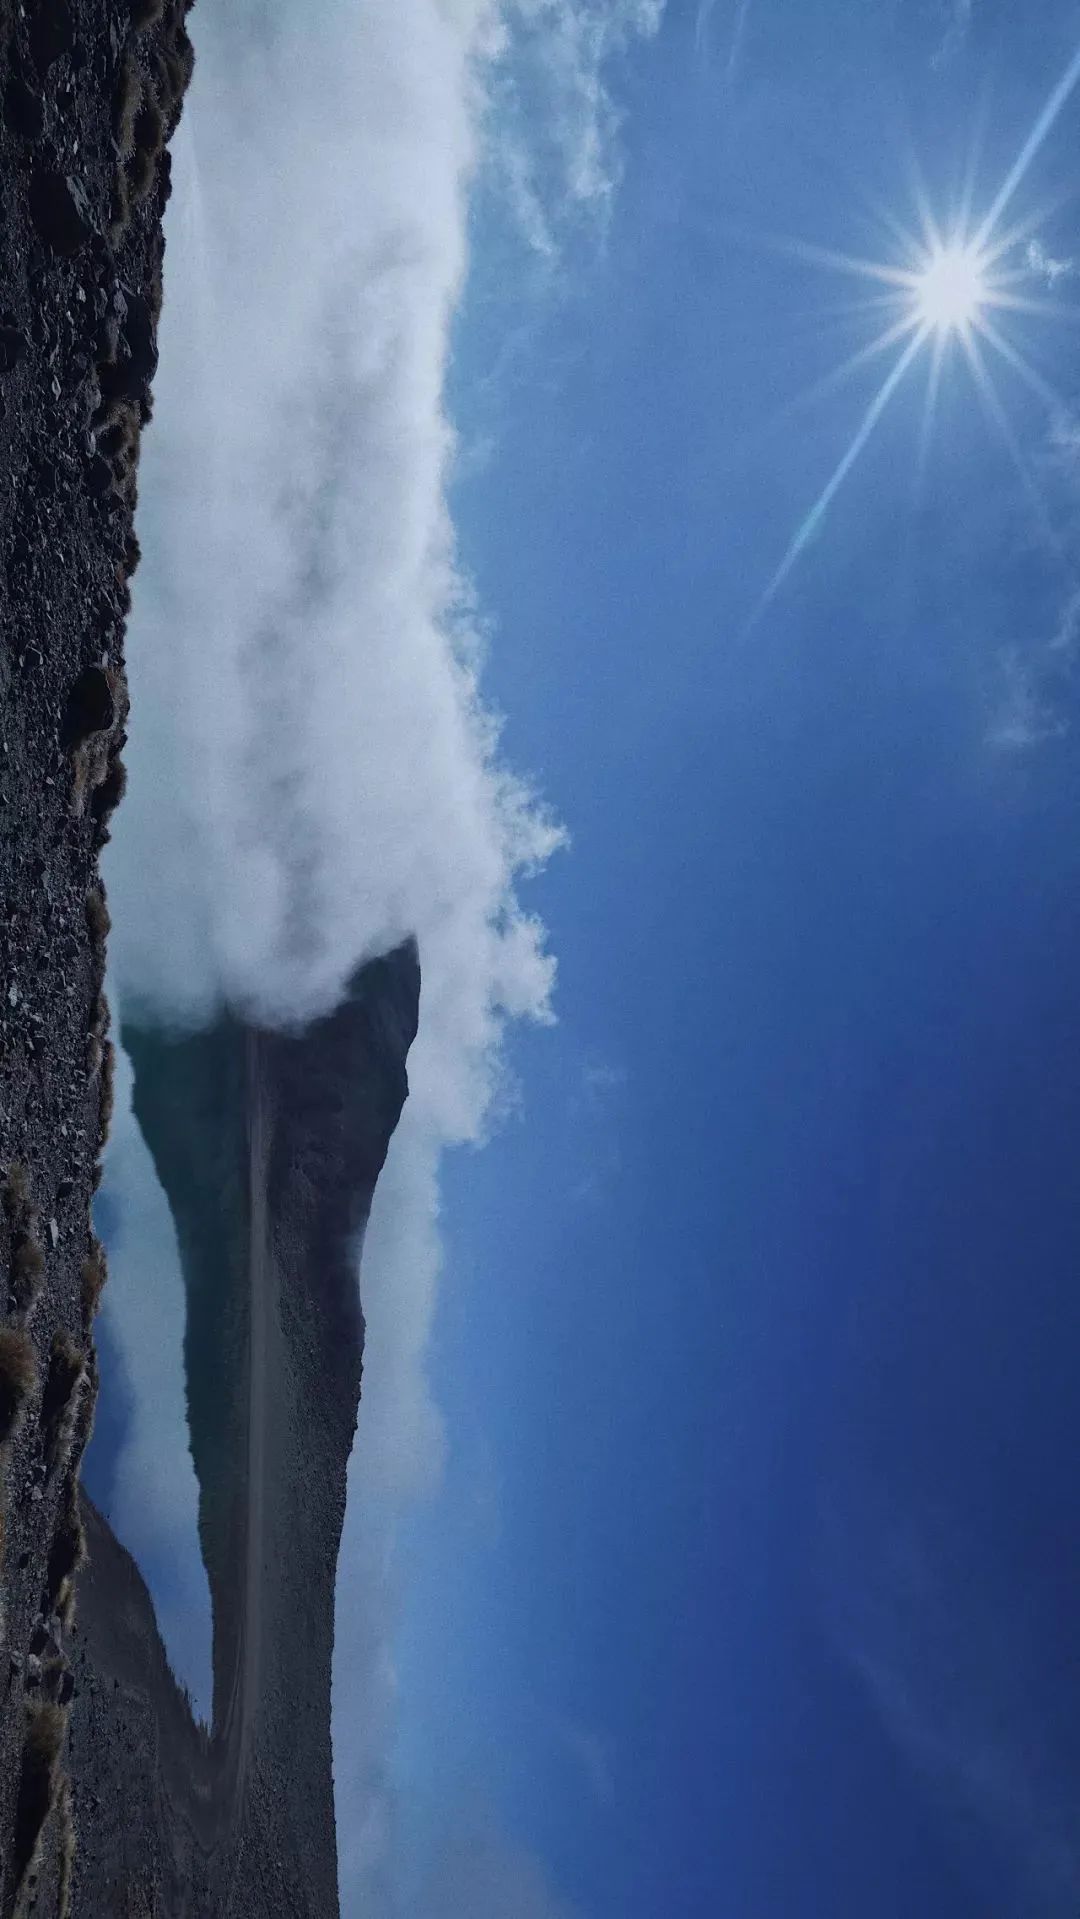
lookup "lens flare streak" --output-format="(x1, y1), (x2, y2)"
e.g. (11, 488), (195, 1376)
(758, 326), (927, 612)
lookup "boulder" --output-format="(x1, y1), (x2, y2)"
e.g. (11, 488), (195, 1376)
(29, 172), (94, 257)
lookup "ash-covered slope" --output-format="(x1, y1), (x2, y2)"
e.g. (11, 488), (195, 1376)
(0, 0), (194, 1909)
(68, 942), (421, 1916)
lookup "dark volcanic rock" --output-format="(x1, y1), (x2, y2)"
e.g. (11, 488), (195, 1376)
(0, 0), (195, 1909)
(85, 449), (113, 497)
(4, 70), (45, 141)
(0, 324), (27, 371)
(28, 0), (76, 76)
(29, 171), (94, 256)
(98, 287), (158, 402)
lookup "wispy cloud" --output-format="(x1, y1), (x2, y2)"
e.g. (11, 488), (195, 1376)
(568, 1056), (627, 1203)
(930, 0), (973, 69)
(487, 0), (664, 256)
(986, 643), (1071, 751)
(985, 397), (1080, 752)
(693, 0), (752, 82)
(725, 0), (753, 80)
(693, 0), (716, 57)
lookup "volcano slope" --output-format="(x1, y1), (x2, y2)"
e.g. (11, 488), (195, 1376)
(0, 0), (194, 1910)
(67, 946), (422, 1915)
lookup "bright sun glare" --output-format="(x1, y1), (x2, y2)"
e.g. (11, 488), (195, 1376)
(913, 243), (988, 334)
(751, 34), (1080, 619)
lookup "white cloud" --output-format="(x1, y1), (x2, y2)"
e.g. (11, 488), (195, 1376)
(986, 645), (1069, 751)
(109, 3), (562, 1101)
(581, 1058), (628, 1100)
(102, 0), (661, 1911)
(930, 0), (973, 68)
(1027, 237), (1074, 287)
(984, 418), (1080, 755)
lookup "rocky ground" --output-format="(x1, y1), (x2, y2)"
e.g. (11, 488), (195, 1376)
(0, 0), (193, 1909)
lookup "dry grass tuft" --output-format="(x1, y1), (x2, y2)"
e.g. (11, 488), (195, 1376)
(92, 755), (128, 839)
(12, 1702), (67, 1897)
(152, 18), (197, 133)
(71, 736), (110, 821)
(5, 1165), (44, 1308)
(69, 1350), (99, 1475)
(114, 568), (133, 617)
(11, 1232), (45, 1313)
(96, 400), (140, 466)
(114, 56), (141, 157)
(47, 1480), (86, 1618)
(153, 44), (185, 114)
(4, 1162), (31, 1218)
(108, 171), (131, 245)
(148, 256), (164, 325)
(134, 93), (165, 158)
(175, 22), (195, 92)
(0, 1328), (36, 1443)
(121, 90), (168, 214)
(126, 142), (157, 207)
(81, 1241), (107, 1325)
(85, 882), (110, 951)
(98, 1039), (116, 1148)
(57, 1778), (75, 1919)
(41, 1335), (85, 1475)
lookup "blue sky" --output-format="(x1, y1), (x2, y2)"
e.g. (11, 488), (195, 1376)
(85, 0), (1080, 1913)
(381, 3), (1080, 1914)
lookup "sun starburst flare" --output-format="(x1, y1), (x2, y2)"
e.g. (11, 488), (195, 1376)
(752, 40), (1080, 619)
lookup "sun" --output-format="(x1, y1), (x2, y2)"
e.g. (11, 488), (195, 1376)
(746, 34), (1080, 622)
(913, 242), (988, 335)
